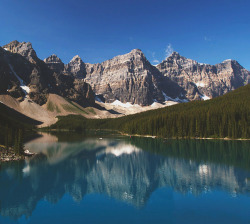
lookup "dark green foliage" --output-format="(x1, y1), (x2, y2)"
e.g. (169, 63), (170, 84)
(49, 84), (250, 139)
(0, 103), (41, 151)
(13, 129), (24, 155)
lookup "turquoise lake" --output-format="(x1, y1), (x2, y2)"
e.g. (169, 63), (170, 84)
(0, 132), (249, 224)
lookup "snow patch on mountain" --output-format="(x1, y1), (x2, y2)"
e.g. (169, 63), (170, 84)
(201, 94), (210, 101)
(8, 64), (30, 96)
(111, 100), (138, 108)
(162, 91), (188, 103)
(195, 82), (206, 87)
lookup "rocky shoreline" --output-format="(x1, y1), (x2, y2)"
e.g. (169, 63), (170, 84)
(0, 146), (34, 162)
(120, 132), (250, 141)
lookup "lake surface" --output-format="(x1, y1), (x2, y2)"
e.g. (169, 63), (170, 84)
(0, 132), (249, 224)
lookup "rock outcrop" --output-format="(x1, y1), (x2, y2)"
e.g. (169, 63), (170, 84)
(3, 40), (37, 63)
(65, 55), (86, 78)
(44, 54), (64, 73)
(1, 41), (95, 106)
(44, 54), (94, 106)
(84, 49), (183, 105)
(1, 40), (250, 107)
(1, 41), (57, 104)
(157, 52), (250, 100)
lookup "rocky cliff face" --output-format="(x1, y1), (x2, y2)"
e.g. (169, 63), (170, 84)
(1, 40), (250, 107)
(44, 54), (94, 106)
(44, 54), (64, 73)
(65, 55), (86, 78)
(84, 49), (250, 104)
(3, 40), (37, 63)
(1, 41), (94, 106)
(157, 52), (250, 100)
(1, 41), (54, 104)
(84, 49), (183, 105)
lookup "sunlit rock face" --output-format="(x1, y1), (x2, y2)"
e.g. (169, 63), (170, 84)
(0, 40), (95, 106)
(3, 40), (38, 63)
(84, 50), (250, 104)
(2, 40), (250, 107)
(44, 54), (64, 73)
(65, 55), (86, 79)
(0, 41), (57, 104)
(44, 54), (95, 106)
(157, 52), (250, 101)
(84, 49), (183, 105)
(0, 137), (249, 219)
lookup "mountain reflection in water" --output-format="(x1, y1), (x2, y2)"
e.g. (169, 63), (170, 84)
(0, 132), (249, 220)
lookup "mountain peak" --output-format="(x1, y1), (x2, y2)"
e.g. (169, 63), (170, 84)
(123, 49), (145, 61)
(44, 54), (63, 64)
(168, 51), (181, 58)
(3, 40), (20, 48)
(70, 55), (82, 62)
(130, 49), (143, 54)
(222, 59), (239, 65)
(128, 49), (144, 57)
(66, 55), (85, 78)
(3, 40), (37, 61)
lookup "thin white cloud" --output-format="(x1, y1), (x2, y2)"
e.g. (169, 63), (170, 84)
(204, 36), (211, 41)
(153, 59), (160, 64)
(165, 43), (173, 58)
(150, 51), (160, 65)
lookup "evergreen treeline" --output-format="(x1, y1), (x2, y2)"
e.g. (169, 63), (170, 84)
(49, 84), (250, 139)
(0, 103), (42, 154)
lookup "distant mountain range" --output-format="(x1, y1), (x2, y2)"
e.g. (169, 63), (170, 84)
(0, 40), (249, 125)
(43, 46), (250, 105)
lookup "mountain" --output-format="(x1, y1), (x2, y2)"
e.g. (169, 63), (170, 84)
(1, 41), (52, 104)
(65, 49), (250, 104)
(2, 40), (250, 107)
(45, 49), (184, 106)
(1, 41), (95, 106)
(157, 52), (250, 100)
(65, 55), (86, 78)
(84, 49), (183, 105)
(44, 53), (94, 106)
(1, 40), (250, 126)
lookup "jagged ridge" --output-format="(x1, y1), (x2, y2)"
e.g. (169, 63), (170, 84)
(1, 40), (250, 107)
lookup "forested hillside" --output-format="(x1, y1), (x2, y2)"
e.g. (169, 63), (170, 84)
(0, 103), (42, 151)
(49, 84), (250, 139)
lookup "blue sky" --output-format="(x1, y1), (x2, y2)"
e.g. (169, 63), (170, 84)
(1, 0), (250, 69)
